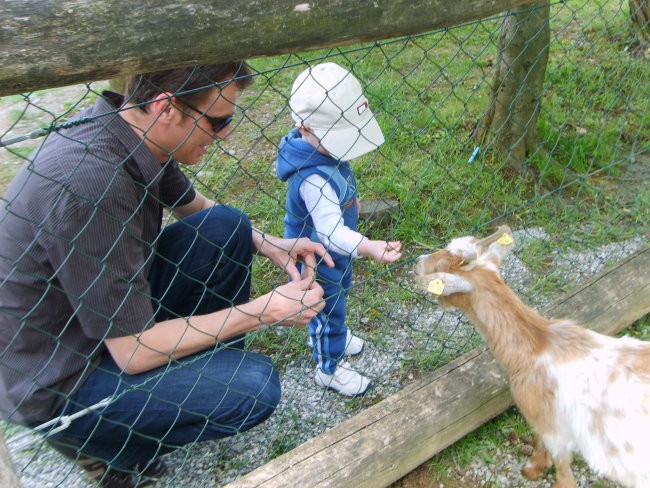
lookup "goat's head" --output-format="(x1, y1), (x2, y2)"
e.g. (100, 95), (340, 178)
(413, 225), (514, 302)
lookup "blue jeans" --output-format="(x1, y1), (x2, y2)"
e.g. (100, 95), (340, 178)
(309, 252), (353, 375)
(48, 206), (281, 469)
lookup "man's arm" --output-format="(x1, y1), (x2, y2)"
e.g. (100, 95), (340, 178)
(105, 277), (324, 374)
(171, 190), (333, 280)
(172, 190), (215, 219)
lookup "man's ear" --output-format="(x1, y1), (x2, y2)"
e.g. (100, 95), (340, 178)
(149, 92), (176, 122)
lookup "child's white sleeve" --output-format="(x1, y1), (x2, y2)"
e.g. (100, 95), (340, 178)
(299, 174), (366, 258)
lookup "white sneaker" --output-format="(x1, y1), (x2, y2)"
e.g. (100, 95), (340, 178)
(344, 332), (364, 356)
(314, 361), (371, 396)
(308, 330), (365, 357)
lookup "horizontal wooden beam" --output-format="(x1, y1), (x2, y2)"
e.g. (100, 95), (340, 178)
(0, 0), (542, 97)
(226, 245), (650, 488)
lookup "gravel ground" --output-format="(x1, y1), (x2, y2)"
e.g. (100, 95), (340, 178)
(5, 228), (646, 488)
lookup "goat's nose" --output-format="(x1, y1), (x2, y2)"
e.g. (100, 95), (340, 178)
(413, 254), (429, 275)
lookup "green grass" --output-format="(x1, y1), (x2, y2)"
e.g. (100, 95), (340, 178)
(207, 3), (644, 240)
(0, 159), (24, 194)
(426, 406), (532, 477)
(626, 313), (650, 341)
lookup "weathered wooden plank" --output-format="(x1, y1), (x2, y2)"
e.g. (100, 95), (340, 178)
(227, 245), (650, 488)
(230, 347), (512, 488)
(0, 0), (542, 96)
(548, 246), (650, 336)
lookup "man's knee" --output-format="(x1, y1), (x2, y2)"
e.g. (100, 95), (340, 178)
(223, 352), (281, 430)
(242, 353), (281, 410)
(201, 205), (252, 250)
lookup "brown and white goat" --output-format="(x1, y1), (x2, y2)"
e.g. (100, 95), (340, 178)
(413, 225), (650, 488)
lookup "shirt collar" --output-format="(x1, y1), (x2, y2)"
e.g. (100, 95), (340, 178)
(95, 91), (164, 185)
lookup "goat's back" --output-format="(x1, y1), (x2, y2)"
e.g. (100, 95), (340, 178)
(533, 326), (650, 487)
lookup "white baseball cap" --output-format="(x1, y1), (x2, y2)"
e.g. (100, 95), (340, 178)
(290, 62), (385, 160)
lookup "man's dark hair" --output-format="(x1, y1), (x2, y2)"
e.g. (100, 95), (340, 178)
(126, 62), (253, 110)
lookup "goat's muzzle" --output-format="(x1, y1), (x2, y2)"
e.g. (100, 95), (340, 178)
(413, 254), (432, 276)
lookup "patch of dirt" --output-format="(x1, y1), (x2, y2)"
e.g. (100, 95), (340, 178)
(391, 464), (442, 488)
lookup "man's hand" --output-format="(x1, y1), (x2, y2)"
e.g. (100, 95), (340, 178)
(254, 231), (334, 281)
(260, 278), (326, 327)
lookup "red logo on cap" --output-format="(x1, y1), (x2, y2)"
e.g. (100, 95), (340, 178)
(357, 101), (368, 115)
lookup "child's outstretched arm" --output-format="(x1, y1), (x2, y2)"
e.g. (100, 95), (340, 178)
(300, 175), (402, 263)
(357, 239), (402, 263)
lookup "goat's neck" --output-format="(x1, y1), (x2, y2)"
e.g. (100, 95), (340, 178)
(463, 274), (551, 377)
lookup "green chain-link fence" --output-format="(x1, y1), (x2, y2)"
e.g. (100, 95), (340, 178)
(1, 0), (648, 486)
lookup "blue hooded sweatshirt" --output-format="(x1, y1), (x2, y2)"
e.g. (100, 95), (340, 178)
(275, 128), (359, 254)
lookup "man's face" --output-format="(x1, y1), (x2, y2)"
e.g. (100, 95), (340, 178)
(167, 83), (239, 165)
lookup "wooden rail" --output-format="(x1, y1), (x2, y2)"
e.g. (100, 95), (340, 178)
(227, 245), (650, 487)
(0, 0), (543, 96)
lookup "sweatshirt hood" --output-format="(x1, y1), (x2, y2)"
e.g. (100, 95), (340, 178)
(275, 128), (341, 182)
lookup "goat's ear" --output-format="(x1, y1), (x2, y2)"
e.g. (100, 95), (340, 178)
(483, 228), (515, 266)
(415, 272), (474, 296)
(481, 225), (515, 269)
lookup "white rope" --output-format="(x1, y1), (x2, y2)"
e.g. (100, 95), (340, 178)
(7, 397), (114, 454)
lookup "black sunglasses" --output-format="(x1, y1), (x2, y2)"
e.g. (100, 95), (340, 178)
(179, 99), (234, 133)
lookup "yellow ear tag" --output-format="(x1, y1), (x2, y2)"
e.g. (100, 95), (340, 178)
(427, 278), (445, 296)
(497, 233), (513, 246)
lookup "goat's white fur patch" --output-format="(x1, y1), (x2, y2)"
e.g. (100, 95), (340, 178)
(537, 333), (650, 486)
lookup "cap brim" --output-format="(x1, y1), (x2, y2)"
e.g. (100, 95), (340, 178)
(313, 113), (385, 160)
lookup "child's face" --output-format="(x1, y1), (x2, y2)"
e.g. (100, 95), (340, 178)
(298, 125), (330, 156)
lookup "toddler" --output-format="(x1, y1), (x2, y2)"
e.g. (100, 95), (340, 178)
(276, 63), (402, 396)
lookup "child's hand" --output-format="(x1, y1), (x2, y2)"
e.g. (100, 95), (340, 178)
(358, 240), (402, 263)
